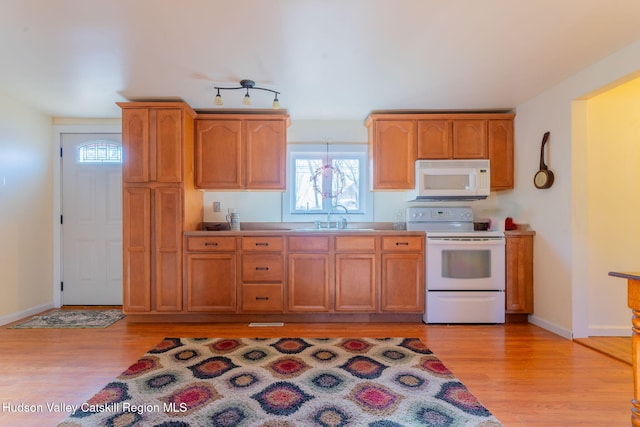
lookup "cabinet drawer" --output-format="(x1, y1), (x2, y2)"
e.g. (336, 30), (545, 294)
(382, 236), (424, 252)
(186, 236), (237, 252)
(335, 235), (377, 252)
(241, 236), (284, 252)
(288, 236), (330, 252)
(241, 284), (284, 312)
(242, 254), (283, 282)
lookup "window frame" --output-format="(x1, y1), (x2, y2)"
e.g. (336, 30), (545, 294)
(282, 143), (372, 222)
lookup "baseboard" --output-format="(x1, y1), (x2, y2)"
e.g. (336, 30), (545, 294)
(0, 302), (54, 326)
(528, 314), (573, 340)
(585, 325), (631, 337)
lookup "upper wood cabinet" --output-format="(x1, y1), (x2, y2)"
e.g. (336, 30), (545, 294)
(194, 114), (289, 190)
(488, 119), (514, 190)
(120, 106), (189, 183)
(367, 120), (416, 190)
(366, 113), (515, 190)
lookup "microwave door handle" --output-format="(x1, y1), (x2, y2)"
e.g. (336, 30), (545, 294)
(470, 173), (477, 191)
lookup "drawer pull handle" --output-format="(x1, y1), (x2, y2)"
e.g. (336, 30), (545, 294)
(255, 296), (269, 300)
(395, 242), (409, 246)
(204, 242), (219, 246)
(255, 242), (269, 246)
(255, 267), (270, 271)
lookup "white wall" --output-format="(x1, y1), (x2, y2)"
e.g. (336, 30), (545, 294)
(0, 93), (54, 323)
(583, 78), (640, 335)
(508, 39), (640, 338)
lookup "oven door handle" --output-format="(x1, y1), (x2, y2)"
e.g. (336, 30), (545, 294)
(427, 238), (504, 246)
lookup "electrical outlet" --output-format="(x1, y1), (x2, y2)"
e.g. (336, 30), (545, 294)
(213, 201), (221, 212)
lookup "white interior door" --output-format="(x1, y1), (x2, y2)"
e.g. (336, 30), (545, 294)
(61, 133), (122, 305)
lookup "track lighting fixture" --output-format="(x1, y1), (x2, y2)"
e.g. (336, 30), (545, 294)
(213, 79), (281, 109)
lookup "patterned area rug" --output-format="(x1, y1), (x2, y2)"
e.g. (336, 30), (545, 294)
(58, 337), (503, 427)
(9, 309), (124, 329)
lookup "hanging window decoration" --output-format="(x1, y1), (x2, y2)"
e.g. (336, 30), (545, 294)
(311, 143), (346, 199)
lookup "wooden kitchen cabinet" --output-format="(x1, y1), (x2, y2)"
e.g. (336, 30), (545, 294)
(452, 120), (487, 158)
(194, 115), (289, 190)
(122, 186), (183, 312)
(287, 236), (331, 312)
(366, 113), (515, 190)
(334, 236), (378, 312)
(239, 236), (284, 313)
(505, 232), (534, 315)
(184, 236), (237, 312)
(380, 236), (424, 312)
(121, 107), (184, 183)
(367, 120), (416, 190)
(119, 102), (202, 315)
(488, 119), (514, 190)
(417, 120), (452, 159)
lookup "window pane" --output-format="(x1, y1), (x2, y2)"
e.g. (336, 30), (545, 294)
(78, 142), (122, 163)
(333, 159), (360, 211)
(294, 158), (323, 211)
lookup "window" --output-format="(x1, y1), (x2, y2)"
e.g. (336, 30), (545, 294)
(283, 143), (372, 222)
(77, 141), (122, 164)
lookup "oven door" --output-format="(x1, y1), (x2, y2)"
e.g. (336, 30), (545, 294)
(426, 236), (505, 290)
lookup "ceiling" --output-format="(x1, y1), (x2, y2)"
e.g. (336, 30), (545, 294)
(1, 0), (640, 120)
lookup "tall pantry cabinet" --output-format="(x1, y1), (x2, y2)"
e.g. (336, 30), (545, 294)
(118, 102), (202, 314)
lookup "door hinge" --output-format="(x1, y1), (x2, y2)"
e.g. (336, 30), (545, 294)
(60, 147), (63, 157)
(60, 215), (63, 225)
(60, 281), (64, 291)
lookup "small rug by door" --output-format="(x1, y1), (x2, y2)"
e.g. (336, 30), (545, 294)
(9, 309), (124, 329)
(58, 337), (503, 426)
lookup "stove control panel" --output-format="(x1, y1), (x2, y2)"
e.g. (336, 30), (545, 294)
(406, 207), (473, 222)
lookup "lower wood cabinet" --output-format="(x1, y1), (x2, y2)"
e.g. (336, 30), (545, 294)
(240, 236), (284, 313)
(181, 232), (425, 318)
(380, 236), (425, 312)
(334, 235), (378, 312)
(184, 236), (237, 312)
(505, 232), (534, 314)
(287, 235), (332, 312)
(123, 186), (182, 313)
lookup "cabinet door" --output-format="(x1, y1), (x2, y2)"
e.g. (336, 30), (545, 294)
(195, 119), (243, 189)
(370, 120), (416, 189)
(122, 187), (151, 312)
(380, 253), (424, 312)
(488, 120), (514, 190)
(335, 254), (377, 312)
(154, 109), (183, 183)
(154, 187), (182, 311)
(245, 120), (286, 189)
(122, 109), (150, 183)
(417, 120), (452, 159)
(505, 235), (534, 313)
(288, 253), (331, 312)
(185, 253), (237, 312)
(452, 120), (487, 158)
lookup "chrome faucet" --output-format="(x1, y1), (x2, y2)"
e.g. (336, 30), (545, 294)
(327, 204), (349, 229)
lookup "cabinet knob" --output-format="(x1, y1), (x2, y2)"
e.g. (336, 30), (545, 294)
(255, 267), (270, 271)
(396, 242), (409, 246)
(204, 242), (219, 246)
(255, 242), (269, 246)
(255, 296), (269, 300)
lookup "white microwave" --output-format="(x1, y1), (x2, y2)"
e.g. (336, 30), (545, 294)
(409, 159), (490, 201)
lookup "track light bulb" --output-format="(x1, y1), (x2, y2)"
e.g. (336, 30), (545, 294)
(272, 95), (280, 109)
(214, 89), (223, 106)
(242, 89), (252, 106)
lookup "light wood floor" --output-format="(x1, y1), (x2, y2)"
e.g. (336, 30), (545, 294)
(574, 336), (632, 365)
(0, 314), (633, 427)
